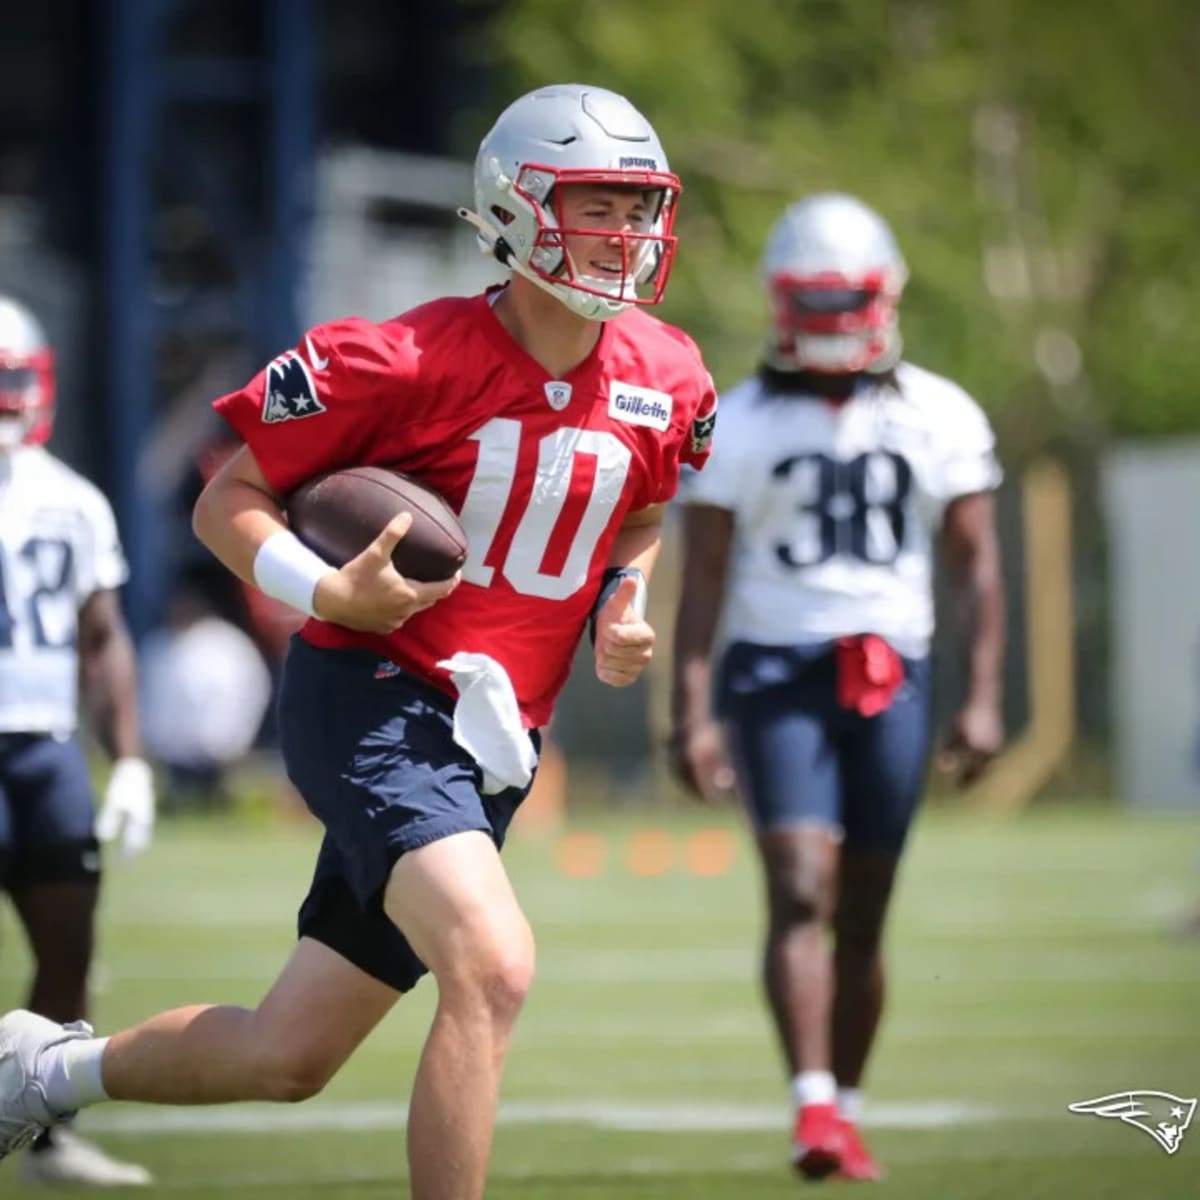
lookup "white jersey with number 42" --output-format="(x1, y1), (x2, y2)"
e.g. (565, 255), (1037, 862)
(0, 446), (128, 734)
(682, 362), (1001, 657)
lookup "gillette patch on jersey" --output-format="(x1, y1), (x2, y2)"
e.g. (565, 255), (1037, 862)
(608, 382), (673, 432)
(262, 352), (327, 424)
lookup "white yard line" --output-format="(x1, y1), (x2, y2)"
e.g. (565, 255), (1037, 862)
(80, 1097), (1010, 1137)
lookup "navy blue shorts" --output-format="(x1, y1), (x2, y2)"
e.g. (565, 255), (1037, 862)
(717, 642), (932, 854)
(279, 637), (538, 993)
(0, 733), (101, 889)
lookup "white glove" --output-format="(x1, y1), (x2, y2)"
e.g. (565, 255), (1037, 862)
(95, 757), (156, 861)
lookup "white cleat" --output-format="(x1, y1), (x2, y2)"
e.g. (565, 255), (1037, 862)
(21, 1127), (153, 1187)
(0, 1010), (93, 1160)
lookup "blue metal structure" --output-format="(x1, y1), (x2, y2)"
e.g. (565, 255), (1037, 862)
(104, 0), (316, 638)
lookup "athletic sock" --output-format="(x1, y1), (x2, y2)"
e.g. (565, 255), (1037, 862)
(837, 1086), (863, 1124)
(39, 1036), (111, 1114)
(791, 1069), (836, 1110)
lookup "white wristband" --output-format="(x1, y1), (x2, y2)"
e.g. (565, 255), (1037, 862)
(252, 530), (334, 618)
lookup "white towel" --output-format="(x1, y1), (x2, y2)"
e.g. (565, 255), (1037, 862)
(437, 652), (538, 795)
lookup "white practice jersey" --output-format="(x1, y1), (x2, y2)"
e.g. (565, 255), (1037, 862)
(0, 446), (128, 734)
(682, 362), (1001, 657)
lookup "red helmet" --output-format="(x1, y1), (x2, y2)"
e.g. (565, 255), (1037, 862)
(0, 295), (55, 449)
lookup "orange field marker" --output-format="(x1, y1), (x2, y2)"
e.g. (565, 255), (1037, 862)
(555, 831), (608, 878)
(627, 829), (675, 877)
(684, 828), (737, 877)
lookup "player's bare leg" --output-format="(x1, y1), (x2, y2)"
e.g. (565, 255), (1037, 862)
(831, 848), (899, 1089)
(1, 939), (397, 1171)
(100, 937), (397, 1103)
(384, 830), (535, 1200)
(757, 828), (838, 1072)
(829, 846), (901, 1181)
(10, 880), (97, 1025)
(755, 827), (845, 1176)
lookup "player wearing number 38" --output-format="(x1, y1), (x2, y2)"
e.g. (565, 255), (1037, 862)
(0, 85), (716, 1200)
(670, 194), (1005, 1182)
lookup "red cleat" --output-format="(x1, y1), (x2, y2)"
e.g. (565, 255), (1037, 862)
(791, 1102), (846, 1180)
(836, 1119), (885, 1181)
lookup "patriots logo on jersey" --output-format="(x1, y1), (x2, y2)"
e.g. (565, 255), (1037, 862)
(690, 405), (717, 454)
(262, 353), (327, 424)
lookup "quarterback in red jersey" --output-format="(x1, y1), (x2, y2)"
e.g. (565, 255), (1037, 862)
(0, 84), (716, 1200)
(213, 287), (713, 726)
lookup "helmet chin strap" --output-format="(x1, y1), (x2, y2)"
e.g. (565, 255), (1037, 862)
(457, 206), (630, 322)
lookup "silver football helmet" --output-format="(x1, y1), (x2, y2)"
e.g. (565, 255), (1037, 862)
(0, 295), (54, 450)
(761, 193), (908, 373)
(458, 84), (681, 321)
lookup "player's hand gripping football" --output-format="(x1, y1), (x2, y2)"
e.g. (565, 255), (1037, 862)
(593, 575), (655, 688)
(668, 721), (736, 804)
(313, 514), (460, 634)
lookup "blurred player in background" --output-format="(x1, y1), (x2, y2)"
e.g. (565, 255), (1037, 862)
(0, 85), (717, 1200)
(670, 194), (1004, 1181)
(0, 295), (155, 1187)
(138, 572), (273, 809)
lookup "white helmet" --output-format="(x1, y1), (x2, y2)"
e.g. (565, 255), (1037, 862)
(0, 295), (54, 450)
(458, 83), (682, 321)
(761, 193), (908, 373)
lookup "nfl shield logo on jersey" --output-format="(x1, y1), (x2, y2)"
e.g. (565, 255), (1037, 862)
(262, 352), (327, 424)
(543, 381), (572, 411)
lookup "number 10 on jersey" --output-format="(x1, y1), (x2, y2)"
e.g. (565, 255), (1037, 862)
(457, 418), (632, 601)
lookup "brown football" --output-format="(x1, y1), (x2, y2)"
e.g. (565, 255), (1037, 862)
(285, 466), (468, 583)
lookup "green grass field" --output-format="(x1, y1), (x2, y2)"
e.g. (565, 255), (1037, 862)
(3, 801), (1199, 1197)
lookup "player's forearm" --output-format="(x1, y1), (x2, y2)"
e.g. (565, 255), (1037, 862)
(942, 493), (1004, 709)
(671, 588), (722, 733)
(193, 474), (289, 586)
(959, 542), (1005, 709)
(80, 612), (142, 761)
(670, 505), (733, 733)
(606, 509), (663, 581)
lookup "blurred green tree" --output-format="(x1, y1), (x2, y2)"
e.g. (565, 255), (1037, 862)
(467, 0), (1200, 447)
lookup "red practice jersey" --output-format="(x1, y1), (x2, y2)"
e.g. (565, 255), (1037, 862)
(214, 290), (717, 726)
